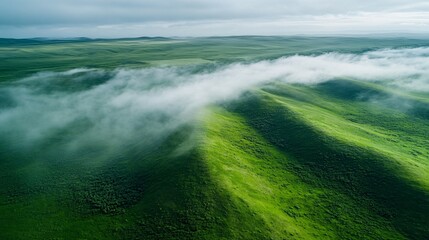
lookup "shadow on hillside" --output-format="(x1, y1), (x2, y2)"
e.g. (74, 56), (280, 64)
(229, 92), (429, 239)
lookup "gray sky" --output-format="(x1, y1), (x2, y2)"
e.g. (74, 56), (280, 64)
(1, 0), (429, 38)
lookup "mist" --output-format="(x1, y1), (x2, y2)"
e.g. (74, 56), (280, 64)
(1, 47), (428, 159)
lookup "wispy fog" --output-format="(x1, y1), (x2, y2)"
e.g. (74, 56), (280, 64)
(1, 47), (428, 157)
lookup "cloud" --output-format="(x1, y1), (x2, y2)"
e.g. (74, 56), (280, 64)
(1, 0), (429, 37)
(0, 0), (400, 26)
(0, 47), (428, 158)
(3, 12), (429, 38)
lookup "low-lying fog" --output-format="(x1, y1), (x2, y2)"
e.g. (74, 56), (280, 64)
(1, 47), (428, 158)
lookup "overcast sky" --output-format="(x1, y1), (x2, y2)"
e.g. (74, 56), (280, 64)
(1, 0), (429, 38)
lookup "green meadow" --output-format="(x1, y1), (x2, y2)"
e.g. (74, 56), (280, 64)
(0, 36), (428, 239)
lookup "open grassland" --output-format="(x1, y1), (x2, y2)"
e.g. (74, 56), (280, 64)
(0, 37), (428, 239)
(2, 36), (429, 82)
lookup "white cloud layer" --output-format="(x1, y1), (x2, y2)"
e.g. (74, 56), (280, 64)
(0, 47), (428, 156)
(1, 1), (429, 37)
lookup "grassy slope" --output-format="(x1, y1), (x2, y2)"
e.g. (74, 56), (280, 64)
(1, 80), (428, 239)
(0, 123), (269, 240)
(198, 82), (429, 239)
(264, 81), (429, 191)
(201, 107), (403, 239)
(227, 82), (429, 239)
(1, 38), (429, 239)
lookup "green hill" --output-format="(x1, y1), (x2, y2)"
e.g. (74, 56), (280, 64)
(0, 37), (428, 239)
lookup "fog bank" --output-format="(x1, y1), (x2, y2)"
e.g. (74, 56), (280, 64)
(1, 47), (428, 158)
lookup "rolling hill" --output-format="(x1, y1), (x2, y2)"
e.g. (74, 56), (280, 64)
(0, 37), (428, 239)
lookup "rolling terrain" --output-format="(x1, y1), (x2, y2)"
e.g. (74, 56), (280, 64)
(0, 37), (428, 239)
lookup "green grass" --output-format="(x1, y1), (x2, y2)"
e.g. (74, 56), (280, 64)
(200, 107), (403, 239)
(0, 37), (428, 239)
(228, 83), (429, 239)
(2, 36), (429, 82)
(262, 82), (429, 190)
(1, 82), (428, 239)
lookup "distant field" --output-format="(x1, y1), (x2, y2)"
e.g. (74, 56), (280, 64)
(0, 37), (428, 239)
(1, 36), (428, 82)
